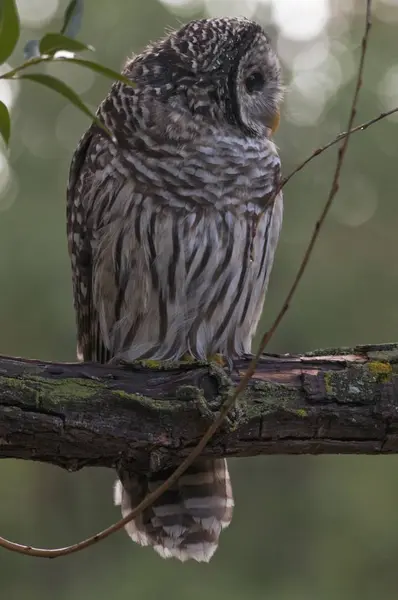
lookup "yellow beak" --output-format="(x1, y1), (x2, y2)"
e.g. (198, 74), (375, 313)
(270, 110), (280, 134)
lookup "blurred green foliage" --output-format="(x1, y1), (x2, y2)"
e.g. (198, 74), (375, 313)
(1, 1), (398, 599)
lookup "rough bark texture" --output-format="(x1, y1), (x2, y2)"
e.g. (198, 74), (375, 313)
(0, 343), (398, 472)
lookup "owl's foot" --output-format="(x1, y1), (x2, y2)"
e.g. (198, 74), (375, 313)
(179, 353), (233, 373)
(175, 384), (217, 425)
(204, 355), (243, 433)
(207, 353), (233, 374)
(176, 354), (241, 432)
(220, 397), (245, 433)
(179, 353), (199, 364)
(187, 390), (243, 434)
(207, 353), (226, 367)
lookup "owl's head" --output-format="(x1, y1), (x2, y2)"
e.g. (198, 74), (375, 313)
(123, 17), (283, 139)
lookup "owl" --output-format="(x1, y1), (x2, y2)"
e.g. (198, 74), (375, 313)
(67, 16), (283, 562)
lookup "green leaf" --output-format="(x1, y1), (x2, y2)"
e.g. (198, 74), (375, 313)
(61, 0), (84, 39)
(57, 57), (136, 89)
(0, 0), (20, 65)
(15, 73), (113, 139)
(0, 100), (10, 145)
(39, 33), (93, 56)
(2, 56), (136, 89)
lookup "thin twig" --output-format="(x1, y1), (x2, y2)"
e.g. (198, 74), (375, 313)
(254, 0), (372, 350)
(281, 106), (398, 190)
(0, 0), (375, 559)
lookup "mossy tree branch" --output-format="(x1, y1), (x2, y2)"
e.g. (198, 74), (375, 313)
(0, 343), (397, 472)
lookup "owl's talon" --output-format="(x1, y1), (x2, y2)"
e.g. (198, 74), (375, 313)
(215, 397), (245, 433)
(179, 354), (199, 365)
(207, 354), (233, 374)
(175, 385), (216, 424)
(208, 353), (226, 367)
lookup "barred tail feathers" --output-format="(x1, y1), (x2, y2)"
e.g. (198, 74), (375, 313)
(114, 459), (233, 562)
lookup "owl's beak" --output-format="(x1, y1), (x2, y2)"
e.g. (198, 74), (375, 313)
(269, 110), (280, 135)
(264, 109), (280, 138)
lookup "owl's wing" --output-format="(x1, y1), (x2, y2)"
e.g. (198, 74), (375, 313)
(67, 120), (152, 364)
(67, 126), (112, 363)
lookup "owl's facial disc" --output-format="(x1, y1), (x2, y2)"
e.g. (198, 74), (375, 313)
(234, 33), (283, 137)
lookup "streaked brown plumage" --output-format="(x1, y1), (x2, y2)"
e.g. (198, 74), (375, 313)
(67, 17), (283, 562)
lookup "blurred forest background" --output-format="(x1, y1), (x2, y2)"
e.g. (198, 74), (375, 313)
(1, 0), (398, 598)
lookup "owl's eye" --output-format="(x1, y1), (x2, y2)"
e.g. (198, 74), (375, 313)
(244, 71), (265, 94)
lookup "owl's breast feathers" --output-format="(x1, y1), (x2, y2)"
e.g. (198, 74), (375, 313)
(67, 121), (282, 363)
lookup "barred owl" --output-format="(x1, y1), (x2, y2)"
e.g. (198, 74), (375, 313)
(67, 17), (283, 562)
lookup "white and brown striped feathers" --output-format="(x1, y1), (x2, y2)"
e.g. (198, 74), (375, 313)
(67, 17), (283, 562)
(115, 459), (233, 562)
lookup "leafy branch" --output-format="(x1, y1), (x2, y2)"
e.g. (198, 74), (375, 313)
(0, 0), (135, 144)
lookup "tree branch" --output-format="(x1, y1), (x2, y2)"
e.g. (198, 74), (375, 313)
(1, 343), (397, 472)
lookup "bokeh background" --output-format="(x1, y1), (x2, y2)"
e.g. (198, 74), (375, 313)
(1, 0), (398, 598)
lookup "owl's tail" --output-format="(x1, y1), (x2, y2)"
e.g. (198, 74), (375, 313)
(114, 459), (233, 562)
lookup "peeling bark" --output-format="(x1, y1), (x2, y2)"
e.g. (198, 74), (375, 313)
(0, 343), (397, 472)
